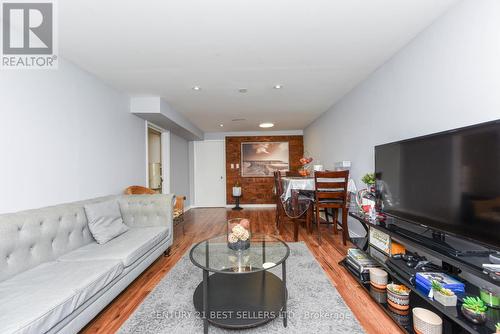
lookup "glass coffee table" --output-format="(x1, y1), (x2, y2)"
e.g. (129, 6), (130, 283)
(189, 234), (290, 333)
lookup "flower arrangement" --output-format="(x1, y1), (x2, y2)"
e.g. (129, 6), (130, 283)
(227, 218), (251, 251)
(388, 283), (411, 295)
(298, 156), (313, 176)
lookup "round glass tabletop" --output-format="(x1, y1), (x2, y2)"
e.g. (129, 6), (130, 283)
(189, 234), (290, 274)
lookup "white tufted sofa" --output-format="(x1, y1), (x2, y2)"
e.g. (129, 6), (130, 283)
(0, 194), (175, 334)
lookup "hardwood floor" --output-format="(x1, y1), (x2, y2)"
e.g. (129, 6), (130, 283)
(81, 208), (402, 334)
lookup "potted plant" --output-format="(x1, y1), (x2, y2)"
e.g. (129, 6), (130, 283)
(362, 173), (376, 192)
(431, 280), (457, 306)
(461, 296), (487, 324)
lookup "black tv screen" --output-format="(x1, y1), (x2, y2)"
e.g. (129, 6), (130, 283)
(375, 120), (500, 250)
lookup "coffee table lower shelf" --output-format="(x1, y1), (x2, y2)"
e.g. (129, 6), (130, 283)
(193, 271), (287, 330)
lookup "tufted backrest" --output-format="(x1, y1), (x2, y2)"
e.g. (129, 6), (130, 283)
(119, 194), (175, 229)
(0, 194), (174, 283)
(0, 196), (118, 282)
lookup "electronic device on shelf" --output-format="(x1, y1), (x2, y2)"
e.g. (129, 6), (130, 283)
(387, 252), (442, 283)
(490, 252), (500, 264)
(375, 119), (500, 253)
(387, 225), (462, 256)
(482, 264), (500, 281)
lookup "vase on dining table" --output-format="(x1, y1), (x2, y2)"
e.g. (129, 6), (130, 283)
(298, 166), (310, 177)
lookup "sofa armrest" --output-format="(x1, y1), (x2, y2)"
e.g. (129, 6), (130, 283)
(119, 194), (175, 230)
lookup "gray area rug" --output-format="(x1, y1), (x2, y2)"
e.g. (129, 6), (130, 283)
(118, 242), (365, 334)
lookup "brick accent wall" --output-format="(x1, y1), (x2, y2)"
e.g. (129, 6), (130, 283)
(225, 135), (304, 204)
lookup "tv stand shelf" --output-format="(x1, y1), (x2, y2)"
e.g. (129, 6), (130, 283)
(345, 212), (499, 334)
(349, 212), (499, 286)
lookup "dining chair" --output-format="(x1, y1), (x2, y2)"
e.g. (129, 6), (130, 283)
(314, 170), (350, 245)
(273, 171), (285, 231)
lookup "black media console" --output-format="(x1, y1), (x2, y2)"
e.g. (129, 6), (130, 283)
(343, 212), (499, 334)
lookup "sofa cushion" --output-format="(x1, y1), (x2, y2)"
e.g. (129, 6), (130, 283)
(58, 226), (168, 267)
(84, 199), (129, 244)
(0, 260), (123, 334)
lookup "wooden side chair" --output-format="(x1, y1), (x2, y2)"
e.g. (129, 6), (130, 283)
(314, 170), (350, 245)
(173, 195), (187, 235)
(124, 185), (157, 195)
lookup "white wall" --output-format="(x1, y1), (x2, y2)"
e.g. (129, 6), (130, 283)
(304, 0), (500, 236)
(305, 0), (500, 187)
(170, 133), (191, 208)
(0, 59), (146, 213)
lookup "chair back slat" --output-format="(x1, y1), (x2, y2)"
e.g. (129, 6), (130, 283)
(314, 170), (349, 205)
(315, 170), (349, 179)
(315, 182), (346, 189)
(317, 191), (345, 199)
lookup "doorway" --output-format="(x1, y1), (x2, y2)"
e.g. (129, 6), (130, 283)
(147, 127), (162, 192)
(146, 124), (170, 194)
(193, 140), (226, 207)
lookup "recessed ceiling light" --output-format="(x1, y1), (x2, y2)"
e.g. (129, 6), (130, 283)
(274, 84), (282, 89)
(192, 86), (201, 91)
(238, 88), (248, 93)
(259, 122), (274, 128)
(219, 123), (224, 127)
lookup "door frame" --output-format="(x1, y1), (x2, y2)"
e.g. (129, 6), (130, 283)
(145, 122), (171, 194)
(193, 139), (226, 207)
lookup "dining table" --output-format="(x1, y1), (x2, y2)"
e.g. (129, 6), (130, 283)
(279, 176), (315, 220)
(279, 175), (357, 219)
(281, 176), (315, 201)
(281, 175), (357, 199)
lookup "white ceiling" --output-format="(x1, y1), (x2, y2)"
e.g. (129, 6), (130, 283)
(60, 0), (457, 133)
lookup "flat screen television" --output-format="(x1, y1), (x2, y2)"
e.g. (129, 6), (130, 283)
(375, 119), (500, 251)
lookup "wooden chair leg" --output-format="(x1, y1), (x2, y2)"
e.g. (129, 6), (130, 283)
(324, 208), (330, 226)
(293, 219), (299, 242)
(341, 208), (349, 246)
(163, 247), (171, 257)
(315, 206), (321, 244)
(275, 204), (280, 230)
(333, 209), (338, 234)
(306, 204), (312, 234)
